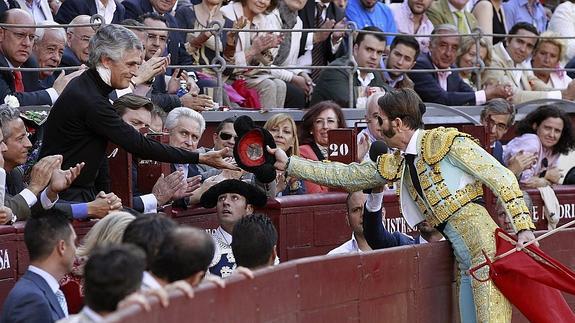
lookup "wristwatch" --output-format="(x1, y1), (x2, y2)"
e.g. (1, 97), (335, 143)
(145, 76), (156, 85)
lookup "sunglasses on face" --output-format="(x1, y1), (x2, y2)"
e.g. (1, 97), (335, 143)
(219, 132), (237, 141)
(377, 115), (389, 126)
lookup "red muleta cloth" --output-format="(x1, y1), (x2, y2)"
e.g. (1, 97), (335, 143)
(470, 228), (575, 323)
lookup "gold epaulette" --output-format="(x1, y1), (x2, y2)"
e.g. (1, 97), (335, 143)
(376, 150), (402, 181)
(422, 127), (477, 165)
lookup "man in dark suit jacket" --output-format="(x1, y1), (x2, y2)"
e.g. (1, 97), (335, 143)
(0, 209), (76, 323)
(408, 24), (510, 106)
(31, 24), (67, 89)
(54, 0), (125, 24)
(123, 0), (193, 66)
(59, 15), (94, 71)
(111, 96), (201, 213)
(139, 13), (211, 112)
(298, 0), (346, 79)
(0, 9), (79, 106)
(0, 0), (19, 15)
(311, 27), (391, 108)
(59, 46), (81, 69)
(40, 25), (233, 203)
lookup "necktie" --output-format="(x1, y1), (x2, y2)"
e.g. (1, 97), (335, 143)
(454, 11), (466, 34)
(311, 2), (326, 81)
(404, 154), (424, 198)
(54, 289), (69, 317)
(12, 71), (24, 93)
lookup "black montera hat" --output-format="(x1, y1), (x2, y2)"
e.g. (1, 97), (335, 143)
(233, 116), (277, 183)
(200, 179), (267, 209)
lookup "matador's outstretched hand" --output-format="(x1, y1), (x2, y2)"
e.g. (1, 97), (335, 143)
(267, 146), (289, 171)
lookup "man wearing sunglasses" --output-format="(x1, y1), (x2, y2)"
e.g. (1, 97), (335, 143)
(197, 118), (238, 179)
(269, 88), (537, 323)
(0, 9), (81, 107)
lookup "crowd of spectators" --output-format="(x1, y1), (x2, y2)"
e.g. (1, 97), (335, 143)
(0, 0), (573, 321)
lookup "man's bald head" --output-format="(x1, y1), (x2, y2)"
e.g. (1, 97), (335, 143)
(67, 15), (95, 64)
(0, 9), (36, 66)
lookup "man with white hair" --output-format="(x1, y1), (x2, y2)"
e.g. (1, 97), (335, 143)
(166, 107), (205, 179)
(60, 15), (94, 68)
(113, 95), (199, 213)
(358, 93), (387, 161)
(409, 24), (511, 105)
(32, 21), (66, 88)
(39, 24), (236, 203)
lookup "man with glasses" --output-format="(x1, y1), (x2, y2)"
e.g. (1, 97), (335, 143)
(123, 0), (193, 66)
(61, 15), (94, 68)
(0, 9), (80, 106)
(357, 92), (387, 161)
(139, 13), (213, 113)
(0, 104), (115, 221)
(409, 24), (511, 106)
(480, 98), (536, 178)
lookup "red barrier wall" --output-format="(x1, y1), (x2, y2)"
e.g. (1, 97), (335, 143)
(104, 228), (575, 323)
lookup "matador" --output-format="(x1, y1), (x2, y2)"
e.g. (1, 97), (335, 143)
(269, 89), (537, 323)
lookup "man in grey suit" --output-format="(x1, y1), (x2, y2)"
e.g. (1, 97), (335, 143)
(0, 105), (88, 221)
(0, 209), (76, 323)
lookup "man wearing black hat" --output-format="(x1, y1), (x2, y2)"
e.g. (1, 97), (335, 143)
(200, 179), (267, 278)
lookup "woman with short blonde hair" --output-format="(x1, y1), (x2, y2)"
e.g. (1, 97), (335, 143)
(264, 113), (305, 195)
(529, 31), (572, 90)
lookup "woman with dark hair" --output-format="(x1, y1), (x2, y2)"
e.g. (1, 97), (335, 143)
(298, 101), (346, 193)
(503, 105), (575, 188)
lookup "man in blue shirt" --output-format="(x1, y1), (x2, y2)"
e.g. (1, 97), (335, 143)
(504, 0), (548, 33)
(346, 0), (397, 45)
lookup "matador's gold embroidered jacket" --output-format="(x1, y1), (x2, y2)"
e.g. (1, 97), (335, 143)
(286, 127), (535, 232)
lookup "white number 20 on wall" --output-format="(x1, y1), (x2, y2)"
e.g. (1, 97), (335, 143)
(329, 143), (349, 157)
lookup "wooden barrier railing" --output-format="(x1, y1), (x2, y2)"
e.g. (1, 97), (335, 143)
(0, 185), (573, 309)
(104, 228), (575, 323)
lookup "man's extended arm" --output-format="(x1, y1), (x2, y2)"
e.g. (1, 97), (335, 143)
(363, 192), (414, 249)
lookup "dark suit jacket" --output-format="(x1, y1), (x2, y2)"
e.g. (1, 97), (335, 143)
(493, 140), (504, 164)
(0, 270), (66, 323)
(39, 68), (200, 202)
(408, 53), (476, 105)
(310, 56), (391, 108)
(60, 46), (82, 70)
(150, 73), (180, 112)
(298, 0), (345, 61)
(131, 162), (199, 212)
(54, 0), (125, 24)
(5, 168), (32, 221)
(362, 202), (415, 249)
(0, 0), (19, 15)
(123, 0), (192, 66)
(0, 55), (52, 107)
